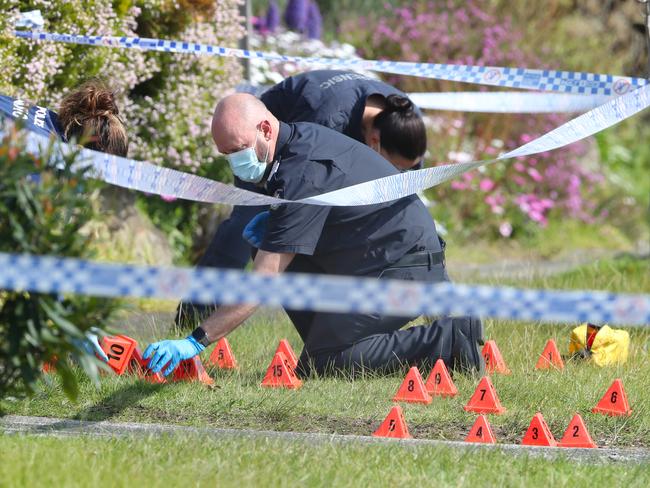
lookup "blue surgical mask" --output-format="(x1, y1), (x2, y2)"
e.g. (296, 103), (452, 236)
(226, 130), (270, 183)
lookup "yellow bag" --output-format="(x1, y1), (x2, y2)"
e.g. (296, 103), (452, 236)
(569, 323), (629, 366)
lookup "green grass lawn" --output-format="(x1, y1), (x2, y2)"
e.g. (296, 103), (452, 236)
(1, 433), (649, 488)
(2, 256), (649, 450)
(444, 219), (641, 265)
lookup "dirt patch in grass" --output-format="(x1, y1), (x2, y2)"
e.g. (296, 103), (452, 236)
(61, 401), (649, 448)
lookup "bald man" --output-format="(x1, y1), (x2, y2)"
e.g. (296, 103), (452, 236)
(144, 94), (484, 377)
(174, 72), (428, 327)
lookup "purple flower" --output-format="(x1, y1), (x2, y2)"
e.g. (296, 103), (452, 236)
(252, 16), (267, 32)
(266, 0), (281, 32)
(305, 1), (323, 39)
(284, 0), (309, 32)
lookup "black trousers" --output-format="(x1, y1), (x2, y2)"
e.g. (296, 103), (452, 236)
(285, 254), (459, 377)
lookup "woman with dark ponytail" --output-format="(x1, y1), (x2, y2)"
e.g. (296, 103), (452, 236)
(260, 70), (427, 170)
(364, 93), (427, 170)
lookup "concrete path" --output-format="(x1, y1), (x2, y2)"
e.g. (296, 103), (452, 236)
(2, 415), (649, 465)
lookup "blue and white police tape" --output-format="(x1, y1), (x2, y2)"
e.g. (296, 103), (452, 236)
(0, 252), (648, 326)
(296, 83), (650, 206)
(13, 30), (648, 96)
(14, 10), (44, 30)
(2, 82), (649, 207)
(408, 91), (613, 113)
(236, 84), (615, 113)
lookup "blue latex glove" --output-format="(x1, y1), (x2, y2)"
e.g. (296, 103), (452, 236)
(73, 330), (109, 362)
(242, 211), (270, 248)
(143, 336), (205, 376)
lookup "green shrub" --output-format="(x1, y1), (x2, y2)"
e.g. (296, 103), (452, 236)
(0, 128), (119, 401)
(1, 1), (244, 263)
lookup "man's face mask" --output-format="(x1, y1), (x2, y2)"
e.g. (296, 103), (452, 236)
(226, 130), (269, 183)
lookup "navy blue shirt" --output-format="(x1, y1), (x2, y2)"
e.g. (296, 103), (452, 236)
(261, 122), (440, 276)
(260, 70), (407, 145)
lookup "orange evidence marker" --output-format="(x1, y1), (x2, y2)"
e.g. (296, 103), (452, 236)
(209, 337), (238, 369)
(465, 415), (497, 444)
(42, 357), (57, 373)
(424, 359), (458, 397)
(101, 335), (138, 375)
(372, 405), (412, 439)
(128, 347), (166, 384)
(592, 379), (632, 417)
(393, 366), (432, 404)
(173, 356), (214, 385)
(274, 339), (299, 371)
(463, 376), (506, 414)
(481, 340), (511, 375)
(558, 414), (597, 449)
(521, 412), (557, 447)
(261, 351), (302, 389)
(535, 339), (565, 370)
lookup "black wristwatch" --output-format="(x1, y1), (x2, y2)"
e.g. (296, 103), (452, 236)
(191, 327), (211, 347)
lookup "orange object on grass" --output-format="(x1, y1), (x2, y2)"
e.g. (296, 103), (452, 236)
(481, 340), (511, 375)
(209, 337), (238, 369)
(101, 335), (137, 375)
(463, 376), (506, 414)
(558, 414), (597, 448)
(173, 356), (214, 385)
(261, 351), (302, 389)
(424, 359), (458, 397)
(535, 339), (565, 370)
(372, 405), (412, 439)
(592, 379), (632, 417)
(274, 339), (299, 370)
(465, 415), (497, 444)
(393, 366), (432, 404)
(521, 412), (557, 447)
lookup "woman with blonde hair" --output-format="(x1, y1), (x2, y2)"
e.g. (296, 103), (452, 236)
(1, 79), (128, 157)
(57, 79), (129, 157)
(1, 79), (130, 361)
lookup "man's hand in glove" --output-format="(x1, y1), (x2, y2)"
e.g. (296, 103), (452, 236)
(242, 211), (270, 248)
(143, 337), (205, 376)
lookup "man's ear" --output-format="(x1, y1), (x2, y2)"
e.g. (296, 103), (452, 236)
(260, 119), (272, 141)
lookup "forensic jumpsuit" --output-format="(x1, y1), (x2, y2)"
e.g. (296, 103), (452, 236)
(258, 121), (459, 375)
(177, 70), (421, 323)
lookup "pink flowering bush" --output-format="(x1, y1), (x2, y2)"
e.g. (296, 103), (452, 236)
(1, 2), (154, 106)
(127, 5), (243, 178)
(1, 1), (244, 262)
(1, 0), (243, 178)
(248, 28), (366, 87)
(342, 1), (610, 238)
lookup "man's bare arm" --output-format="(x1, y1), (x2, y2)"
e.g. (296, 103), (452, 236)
(198, 250), (295, 343)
